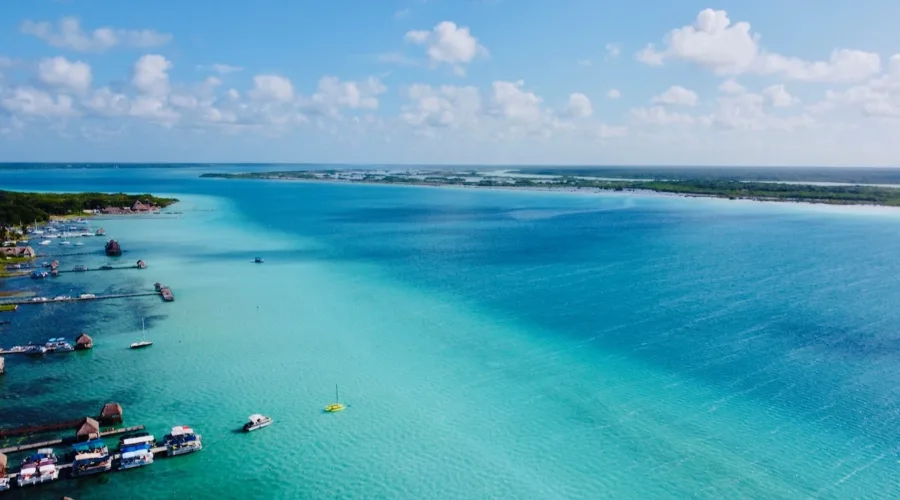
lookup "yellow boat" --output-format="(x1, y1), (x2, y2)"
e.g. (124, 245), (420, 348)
(325, 384), (346, 413)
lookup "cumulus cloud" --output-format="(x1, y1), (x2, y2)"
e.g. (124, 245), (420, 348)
(638, 9), (881, 83)
(308, 76), (387, 116)
(718, 79), (745, 94)
(762, 84), (798, 107)
(249, 74), (295, 102)
(1, 87), (77, 117)
(490, 80), (543, 124)
(631, 106), (697, 125)
(20, 17), (171, 52)
(563, 93), (593, 118)
(37, 56), (92, 93)
(132, 55), (172, 95)
(400, 84), (482, 128)
(652, 85), (698, 106)
(405, 21), (488, 75)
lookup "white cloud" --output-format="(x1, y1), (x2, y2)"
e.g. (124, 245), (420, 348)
(598, 123), (628, 138)
(1, 87), (77, 117)
(718, 79), (745, 94)
(405, 21), (488, 75)
(400, 84), (482, 128)
(762, 84), (798, 107)
(20, 17), (171, 52)
(607, 89), (622, 99)
(132, 55), (172, 95)
(639, 9), (881, 83)
(199, 63), (244, 75)
(563, 93), (593, 118)
(631, 106), (697, 125)
(37, 56), (92, 93)
(249, 74), (295, 102)
(606, 43), (622, 59)
(652, 85), (698, 106)
(490, 80), (543, 124)
(129, 96), (179, 124)
(82, 88), (129, 117)
(308, 76), (387, 116)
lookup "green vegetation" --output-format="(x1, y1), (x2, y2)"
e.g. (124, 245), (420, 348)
(0, 191), (179, 227)
(201, 170), (900, 207)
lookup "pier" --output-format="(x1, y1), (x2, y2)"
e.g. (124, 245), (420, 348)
(0, 426), (145, 454)
(56, 263), (146, 274)
(0, 287), (173, 307)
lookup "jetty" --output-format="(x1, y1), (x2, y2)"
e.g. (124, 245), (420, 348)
(56, 261), (148, 274)
(0, 403), (123, 440)
(0, 425), (145, 454)
(0, 286), (174, 307)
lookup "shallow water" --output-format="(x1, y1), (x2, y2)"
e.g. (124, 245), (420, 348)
(2, 168), (900, 498)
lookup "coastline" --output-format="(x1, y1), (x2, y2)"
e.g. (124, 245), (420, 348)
(204, 175), (900, 215)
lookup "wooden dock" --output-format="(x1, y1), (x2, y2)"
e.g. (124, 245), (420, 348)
(0, 425), (145, 454)
(56, 264), (144, 274)
(0, 288), (172, 307)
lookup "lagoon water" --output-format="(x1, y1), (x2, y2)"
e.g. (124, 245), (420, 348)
(3, 167), (900, 499)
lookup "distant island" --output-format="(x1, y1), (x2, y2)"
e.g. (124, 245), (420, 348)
(0, 191), (179, 228)
(200, 170), (900, 207)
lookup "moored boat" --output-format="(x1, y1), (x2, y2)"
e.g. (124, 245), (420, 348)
(242, 414), (273, 432)
(117, 443), (154, 470)
(164, 426), (202, 456)
(0, 476), (9, 492)
(70, 439), (111, 477)
(17, 449), (59, 487)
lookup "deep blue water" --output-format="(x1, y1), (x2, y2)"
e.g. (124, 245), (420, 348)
(4, 167), (900, 498)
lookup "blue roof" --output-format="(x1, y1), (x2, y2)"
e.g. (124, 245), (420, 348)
(121, 443), (151, 453)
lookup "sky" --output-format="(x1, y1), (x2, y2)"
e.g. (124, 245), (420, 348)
(2, 0), (900, 166)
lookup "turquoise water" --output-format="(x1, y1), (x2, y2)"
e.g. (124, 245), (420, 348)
(3, 168), (900, 498)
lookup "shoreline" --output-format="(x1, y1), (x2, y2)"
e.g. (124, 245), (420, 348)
(205, 175), (900, 215)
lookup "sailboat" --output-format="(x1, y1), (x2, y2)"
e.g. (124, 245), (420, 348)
(324, 384), (346, 413)
(130, 318), (153, 349)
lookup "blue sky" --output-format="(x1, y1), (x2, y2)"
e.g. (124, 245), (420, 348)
(1, 0), (900, 165)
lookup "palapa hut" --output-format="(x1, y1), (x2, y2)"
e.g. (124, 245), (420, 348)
(105, 239), (122, 257)
(99, 402), (123, 424)
(0, 452), (7, 476)
(74, 333), (93, 350)
(76, 417), (100, 441)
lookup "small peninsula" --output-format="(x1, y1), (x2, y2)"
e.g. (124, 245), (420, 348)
(200, 170), (900, 207)
(0, 191), (179, 227)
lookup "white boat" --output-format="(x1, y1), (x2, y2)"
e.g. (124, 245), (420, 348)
(242, 414), (273, 432)
(130, 318), (153, 349)
(39, 240), (51, 246)
(45, 338), (74, 353)
(118, 443), (154, 470)
(59, 240), (71, 246)
(0, 477), (9, 492)
(16, 463), (59, 487)
(70, 439), (112, 477)
(164, 426), (202, 456)
(74, 241), (84, 246)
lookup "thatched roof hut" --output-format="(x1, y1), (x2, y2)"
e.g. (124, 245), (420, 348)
(100, 402), (123, 424)
(76, 417), (100, 441)
(105, 239), (122, 256)
(0, 451), (7, 476)
(74, 333), (93, 350)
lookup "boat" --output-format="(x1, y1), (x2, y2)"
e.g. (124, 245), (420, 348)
(74, 241), (84, 247)
(324, 384), (346, 413)
(118, 443), (154, 470)
(39, 240), (51, 246)
(119, 432), (156, 449)
(0, 477), (9, 492)
(45, 338), (74, 353)
(163, 426), (202, 456)
(23, 344), (47, 356)
(254, 257), (264, 263)
(30, 271), (48, 280)
(15, 460), (58, 487)
(70, 439), (112, 477)
(59, 240), (71, 246)
(73, 265), (87, 272)
(17, 449), (59, 487)
(242, 414), (273, 432)
(130, 318), (153, 349)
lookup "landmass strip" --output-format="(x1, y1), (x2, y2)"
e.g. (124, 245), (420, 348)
(200, 170), (900, 207)
(0, 191), (178, 228)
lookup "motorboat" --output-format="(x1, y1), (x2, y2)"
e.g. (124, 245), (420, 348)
(17, 449), (59, 487)
(0, 477), (9, 492)
(23, 344), (48, 356)
(254, 257), (264, 263)
(118, 443), (154, 470)
(242, 414), (273, 432)
(70, 439), (111, 477)
(164, 426), (202, 456)
(45, 338), (74, 353)
(39, 240), (51, 246)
